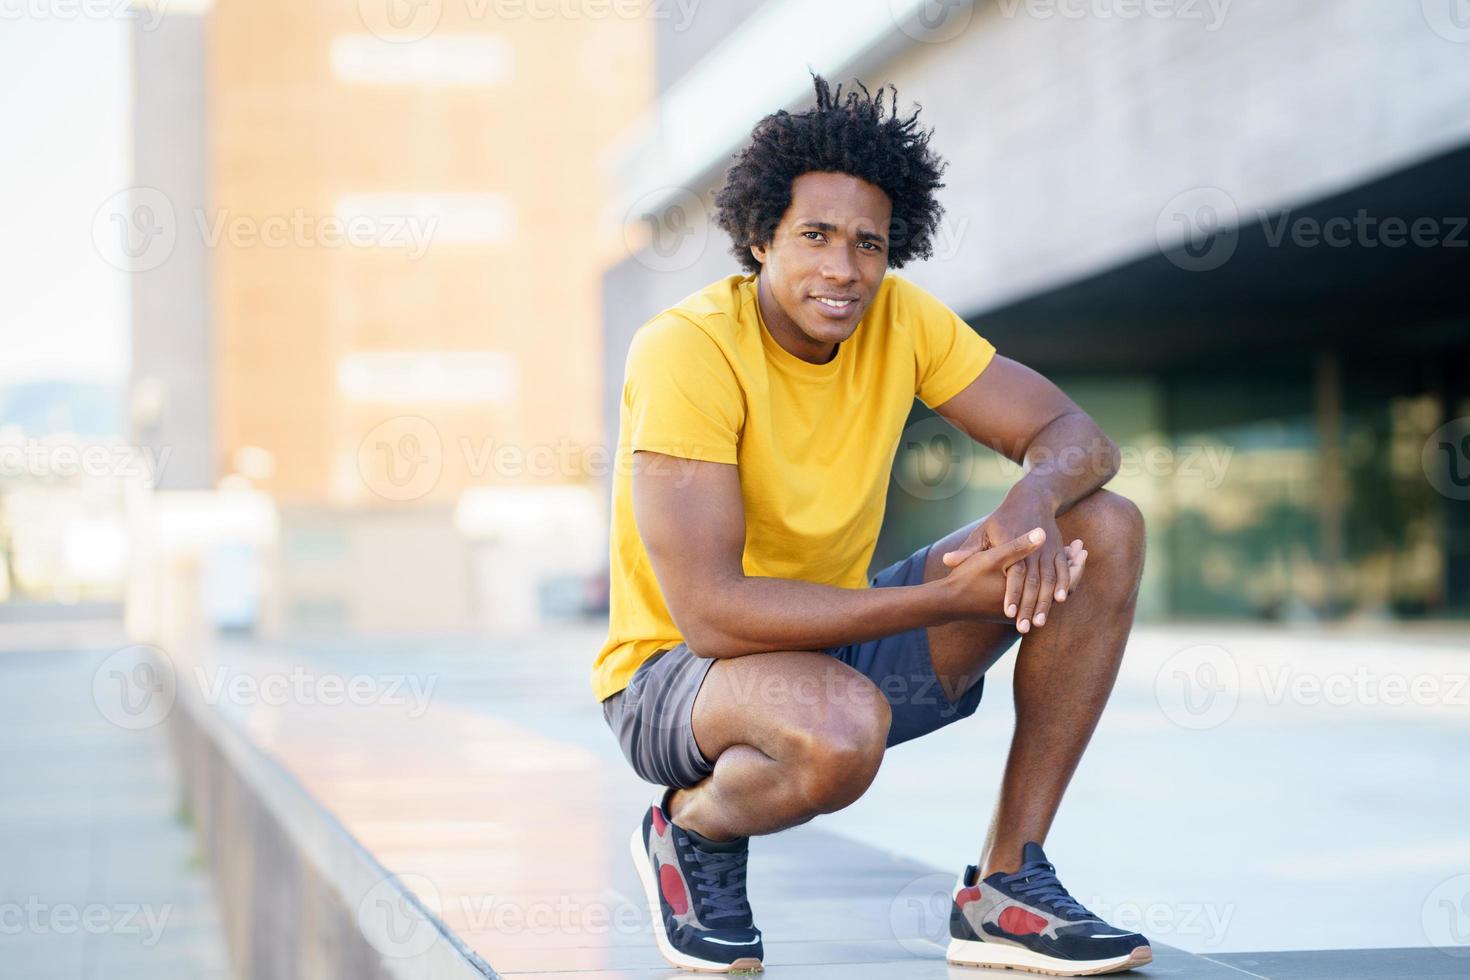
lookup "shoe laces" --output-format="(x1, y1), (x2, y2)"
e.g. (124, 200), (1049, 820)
(677, 834), (751, 924)
(1000, 858), (1097, 921)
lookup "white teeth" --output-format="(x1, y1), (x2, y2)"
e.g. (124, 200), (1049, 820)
(816, 297), (853, 309)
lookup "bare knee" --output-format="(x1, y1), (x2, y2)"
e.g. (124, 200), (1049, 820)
(1070, 490), (1146, 600)
(784, 692), (890, 816)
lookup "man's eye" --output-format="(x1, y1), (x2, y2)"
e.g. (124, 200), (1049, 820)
(858, 241), (880, 252)
(803, 231), (825, 242)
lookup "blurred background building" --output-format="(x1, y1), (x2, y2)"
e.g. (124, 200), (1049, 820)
(4, 0), (650, 638)
(2, 0), (1469, 641)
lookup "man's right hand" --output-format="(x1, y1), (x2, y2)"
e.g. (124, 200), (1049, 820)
(937, 529), (1088, 623)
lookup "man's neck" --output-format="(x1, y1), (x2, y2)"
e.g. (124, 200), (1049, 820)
(756, 275), (838, 365)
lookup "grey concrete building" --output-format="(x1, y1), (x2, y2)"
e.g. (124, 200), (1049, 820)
(130, 11), (214, 491)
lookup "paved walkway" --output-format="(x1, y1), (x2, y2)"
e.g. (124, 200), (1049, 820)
(0, 624), (229, 980)
(178, 622), (1468, 977)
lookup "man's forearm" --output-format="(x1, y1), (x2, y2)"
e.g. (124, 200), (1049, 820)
(1012, 411), (1120, 516)
(686, 574), (956, 659)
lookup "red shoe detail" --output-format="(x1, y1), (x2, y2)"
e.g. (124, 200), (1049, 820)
(659, 862), (689, 915)
(651, 806), (668, 836)
(999, 905), (1048, 935)
(955, 885), (983, 908)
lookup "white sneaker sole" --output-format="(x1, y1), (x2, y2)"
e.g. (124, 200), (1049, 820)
(628, 825), (764, 974)
(947, 937), (1152, 976)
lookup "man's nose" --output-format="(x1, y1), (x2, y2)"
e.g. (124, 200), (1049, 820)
(821, 247), (858, 282)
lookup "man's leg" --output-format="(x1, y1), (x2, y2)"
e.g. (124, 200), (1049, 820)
(923, 489), (1146, 876)
(668, 651), (891, 841)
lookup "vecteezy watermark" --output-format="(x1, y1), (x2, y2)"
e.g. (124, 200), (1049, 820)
(886, 873), (1235, 951)
(1423, 417), (1470, 501)
(194, 208), (436, 258)
(93, 187), (177, 273)
(93, 646), (440, 729)
(0, 439), (172, 487)
(193, 666), (439, 719)
(1424, 874), (1470, 956)
(1259, 210), (1470, 251)
(893, 422), (1234, 502)
(483, 0), (700, 27)
(888, 872), (962, 955)
(92, 188), (439, 273)
(625, 186), (713, 274)
(454, 891), (646, 935)
(1160, 187), (1470, 271)
(358, 874), (444, 959)
(1257, 665), (1469, 710)
(0, 898), (173, 947)
(1421, 0), (1470, 43)
(993, 0), (1231, 29)
(893, 416), (975, 502)
(892, 0), (976, 44)
(641, 664), (952, 739)
(1154, 644), (1240, 730)
(356, 0), (700, 43)
(893, 0), (1229, 41)
(358, 416), (445, 502)
(1157, 654), (1470, 729)
(355, 416), (704, 502)
(0, 0), (170, 30)
(1078, 897), (1235, 947)
(1156, 187), (1241, 272)
(359, 873), (652, 955)
(93, 645), (178, 731)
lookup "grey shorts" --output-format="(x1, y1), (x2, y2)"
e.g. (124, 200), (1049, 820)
(600, 541), (997, 789)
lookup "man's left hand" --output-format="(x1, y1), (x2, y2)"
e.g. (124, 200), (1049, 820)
(939, 488), (1078, 634)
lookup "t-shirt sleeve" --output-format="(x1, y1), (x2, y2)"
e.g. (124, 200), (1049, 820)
(904, 277), (998, 408)
(623, 313), (744, 464)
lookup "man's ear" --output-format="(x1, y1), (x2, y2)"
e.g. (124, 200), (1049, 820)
(750, 243), (766, 265)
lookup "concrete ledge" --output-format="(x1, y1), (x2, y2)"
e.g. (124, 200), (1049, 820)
(167, 648), (496, 980)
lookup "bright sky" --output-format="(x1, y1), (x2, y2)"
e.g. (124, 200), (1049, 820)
(0, 16), (131, 386)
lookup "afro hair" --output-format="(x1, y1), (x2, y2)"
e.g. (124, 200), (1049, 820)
(714, 73), (948, 273)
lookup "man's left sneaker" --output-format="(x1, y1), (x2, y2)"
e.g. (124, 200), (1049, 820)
(947, 841), (1152, 976)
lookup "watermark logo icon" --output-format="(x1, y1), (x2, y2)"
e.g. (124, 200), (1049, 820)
(358, 0), (443, 41)
(893, 0), (975, 43)
(888, 872), (958, 954)
(893, 416), (974, 501)
(92, 187), (176, 273)
(1423, 417), (1470, 500)
(93, 645), (177, 730)
(1157, 187), (1239, 272)
(359, 874), (443, 959)
(1423, 874), (1470, 956)
(1155, 644), (1239, 730)
(358, 416), (443, 502)
(1422, 0), (1470, 42)
(625, 186), (710, 273)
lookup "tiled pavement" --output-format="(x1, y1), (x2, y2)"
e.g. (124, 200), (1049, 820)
(0, 626), (229, 980)
(179, 623), (1468, 978)
(3, 619), (1463, 977)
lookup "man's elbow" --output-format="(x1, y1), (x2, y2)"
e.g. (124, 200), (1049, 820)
(674, 611), (741, 660)
(1095, 432), (1122, 484)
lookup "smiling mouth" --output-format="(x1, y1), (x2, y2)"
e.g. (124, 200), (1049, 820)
(812, 296), (857, 311)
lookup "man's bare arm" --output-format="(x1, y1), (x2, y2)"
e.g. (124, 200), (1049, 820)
(933, 356), (1121, 634)
(631, 450), (1047, 659)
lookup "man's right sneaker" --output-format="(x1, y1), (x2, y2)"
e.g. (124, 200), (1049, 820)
(630, 789), (764, 973)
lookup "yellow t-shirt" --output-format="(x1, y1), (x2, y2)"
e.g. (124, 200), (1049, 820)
(591, 271), (996, 701)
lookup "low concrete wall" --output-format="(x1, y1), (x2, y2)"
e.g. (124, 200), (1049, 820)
(167, 653), (495, 980)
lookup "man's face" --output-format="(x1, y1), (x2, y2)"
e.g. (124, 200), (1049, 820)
(752, 171), (892, 359)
